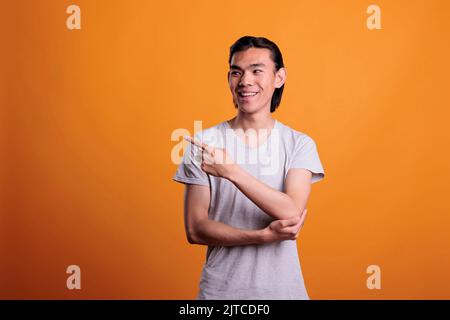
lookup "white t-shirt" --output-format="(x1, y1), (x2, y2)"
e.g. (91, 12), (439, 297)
(173, 119), (325, 299)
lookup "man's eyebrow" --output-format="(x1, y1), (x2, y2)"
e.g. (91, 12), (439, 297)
(230, 63), (266, 70)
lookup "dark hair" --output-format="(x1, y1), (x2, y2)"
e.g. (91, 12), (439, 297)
(228, 36), (285, 113)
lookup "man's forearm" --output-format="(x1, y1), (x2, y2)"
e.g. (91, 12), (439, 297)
(226, 166), (300, 220)
(189, 218), (266, 246)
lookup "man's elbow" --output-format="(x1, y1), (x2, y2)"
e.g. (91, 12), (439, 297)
(284, 208), (305, 220)
(186, 232), (198, 244)
(283, 214), (301, 220)
(186, 229), (197, 244)
(186, 229), (205, 245)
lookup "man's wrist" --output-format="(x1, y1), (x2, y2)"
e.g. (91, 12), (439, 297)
(256, 228), (271, 244)
(224, 164), (242, 182)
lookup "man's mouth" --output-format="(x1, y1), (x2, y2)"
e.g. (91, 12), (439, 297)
(238, 91), (259, 97)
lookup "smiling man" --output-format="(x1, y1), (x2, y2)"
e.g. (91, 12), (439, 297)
(173, 36), (325, 300)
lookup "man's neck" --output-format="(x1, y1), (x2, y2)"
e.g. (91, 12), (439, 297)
(229, 112), (275, 133)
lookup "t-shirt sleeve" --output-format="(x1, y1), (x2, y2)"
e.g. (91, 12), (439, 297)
(289, 135), (325, 184)
(172, 136), (210, 187)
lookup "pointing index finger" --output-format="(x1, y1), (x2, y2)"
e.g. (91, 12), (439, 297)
(184, 135), (205, 150)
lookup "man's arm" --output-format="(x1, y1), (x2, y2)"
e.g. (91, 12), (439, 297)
(184, 184), (305, 246)
(184, 136), (313, 221)
(226, 167), (312, 221)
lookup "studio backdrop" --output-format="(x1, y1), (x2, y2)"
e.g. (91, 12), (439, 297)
(1, 0), (450, 299)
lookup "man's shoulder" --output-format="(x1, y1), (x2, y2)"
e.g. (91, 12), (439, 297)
(276, 120), (312, 143)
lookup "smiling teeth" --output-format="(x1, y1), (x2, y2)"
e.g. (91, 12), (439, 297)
(240, 92), (258, 96)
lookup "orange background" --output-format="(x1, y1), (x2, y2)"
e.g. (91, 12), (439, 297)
(1, 0), (450, 299)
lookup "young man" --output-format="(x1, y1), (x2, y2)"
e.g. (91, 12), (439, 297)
(173, 36), (325, 299)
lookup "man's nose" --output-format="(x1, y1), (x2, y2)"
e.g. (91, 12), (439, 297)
(239, 72), (253, 86)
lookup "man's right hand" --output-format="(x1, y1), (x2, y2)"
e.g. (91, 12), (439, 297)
(261, 208), (308, 243)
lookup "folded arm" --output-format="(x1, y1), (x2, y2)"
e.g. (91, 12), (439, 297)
(227, 166), (313, 220)
(184, 136), (313, 221)
(184, 184), (305, 246)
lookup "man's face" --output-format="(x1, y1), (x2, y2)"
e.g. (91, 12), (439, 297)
(228, 47), (286, 114)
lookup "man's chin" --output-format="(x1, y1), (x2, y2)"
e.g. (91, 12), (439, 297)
(237, 104), (262, 114)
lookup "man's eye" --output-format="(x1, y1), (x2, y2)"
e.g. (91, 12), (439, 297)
(254, 70), (262, 73)
(230, 71), (240, 76)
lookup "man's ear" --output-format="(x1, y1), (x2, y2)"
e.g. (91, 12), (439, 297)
(274, 67), (287, 88)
